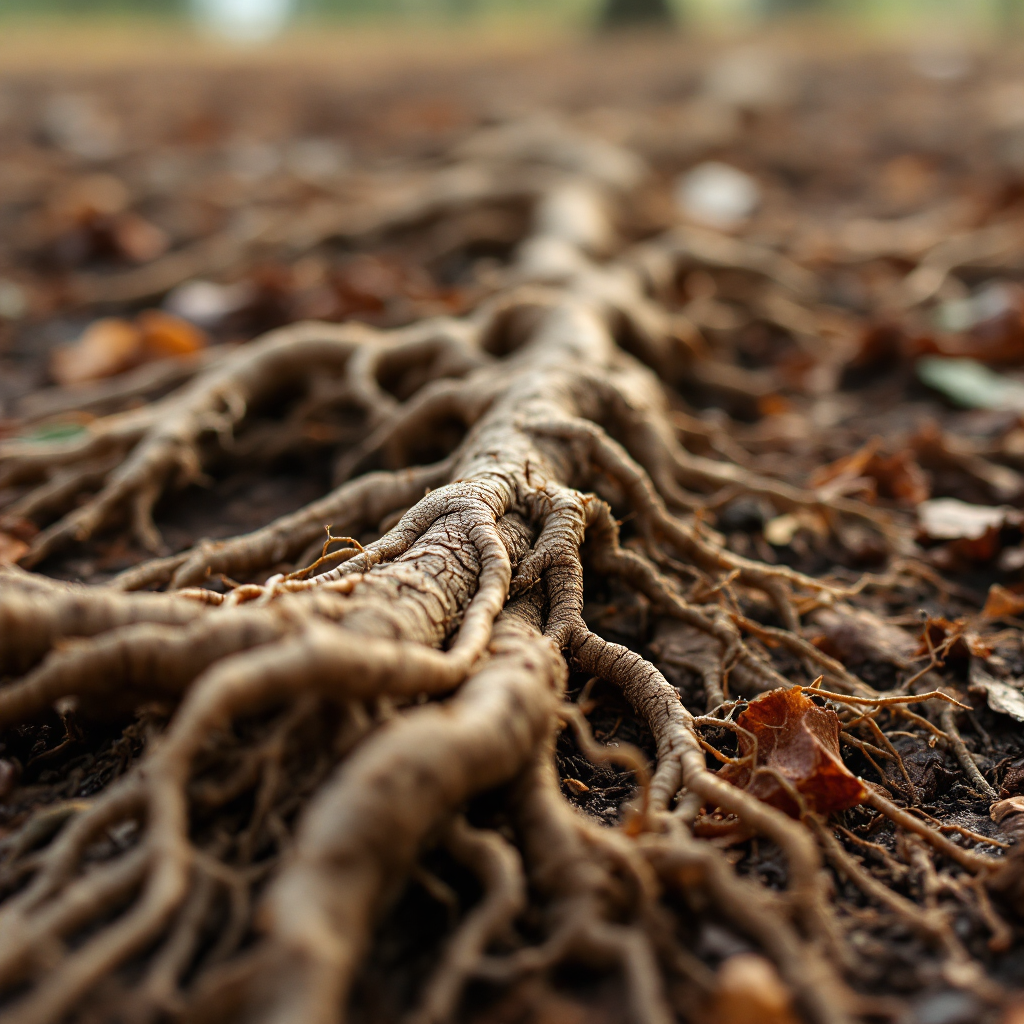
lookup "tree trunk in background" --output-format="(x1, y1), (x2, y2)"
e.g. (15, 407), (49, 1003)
(600, 0), (675, 29)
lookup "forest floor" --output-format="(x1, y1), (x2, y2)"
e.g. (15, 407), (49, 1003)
(2, 23), (1024, 1024)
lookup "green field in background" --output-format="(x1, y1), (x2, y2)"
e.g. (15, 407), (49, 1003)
(0, 0), (1021, 30)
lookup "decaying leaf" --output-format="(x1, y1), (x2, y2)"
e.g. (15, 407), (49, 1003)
(704, 954), (800, 1024)
(969, 660), (1024, 724)
(718, 687), (867, 817)
(810, 437), (929, 506)
(991, 797), (1024, 825)
(918, 617), (991, 663)
(917, 497), (1021, 567)
(809, 604), (917, 667)
(917, 497), (1021, 541)
(983, 584), (1024, 620)
(1000, 757), (1024, 797)
(50, 317), (142, 385)
(137, 309), (207, 357)
(49, 310), (208, 385)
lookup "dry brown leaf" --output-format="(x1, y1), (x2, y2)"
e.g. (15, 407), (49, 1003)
(991, 797), (1024, 824)
(983, 584), (1024, 620)
(50, 317), (142, 385)
(811, 437), (929, 506)
(809, 604), (917, 667)
(718, 687), (867, 817)
(137, 309), (207, 357)
(810, 437), (880, 491)
(49, 311), (207, 387)
(918, 617), (992, 663)
(704, 954), (800, 1024)
(0, 533), (28, 566)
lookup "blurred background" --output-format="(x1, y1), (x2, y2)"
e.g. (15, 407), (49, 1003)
(6, 0), (1024, 432)
(0, 0), (1022, 38)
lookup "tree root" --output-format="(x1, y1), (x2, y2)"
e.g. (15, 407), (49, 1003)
(0, 113), (1018, 1024)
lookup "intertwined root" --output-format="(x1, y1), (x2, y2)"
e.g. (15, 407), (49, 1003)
(0, 117), (1014, 1024)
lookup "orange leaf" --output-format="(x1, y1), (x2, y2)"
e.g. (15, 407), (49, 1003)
(50, 318), (143, 385)
(983, 584), (1024, 620)
(810, 437), (880, 489)
(137, 309), (207, 357)
(0, 532), (28, 566)
(718, 687), (867, 817)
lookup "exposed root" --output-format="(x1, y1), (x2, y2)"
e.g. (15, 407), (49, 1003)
(477, 741), (672, 1024)
(407, 816), (526, 1024)
(0, 107), (1018, 1024)
(808, 817), (1001, 1001)
(939, 703), (999, 800)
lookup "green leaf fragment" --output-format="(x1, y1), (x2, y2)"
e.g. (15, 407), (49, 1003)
(916, 356), (1024, 411)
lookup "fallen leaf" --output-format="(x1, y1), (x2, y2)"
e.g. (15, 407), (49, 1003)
(969, 661), (1024, 724)
(809, 604), (917, 667)
(811, 437), (930, 505)
(718, 687), (867, 817)
(0, 533), (28, 565)
(983, 584), (1024, 620)
(50, 317), (142, 385)
(917, 618), (991, 663)
(883, 736), (955, 803)
(1001, 757), (1024, 798)
(991, 797), (1024, 824)
(137, 309), (207, 357)
(811, 438), (881, 494)
(932, 282), (1024, 365)
(917, 356), (1024, 411)
(869, 448), (930, 505)
(704, 954), (800, 1024)
(918, 497), (1021, 541)
(651, 620), (723, 679)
